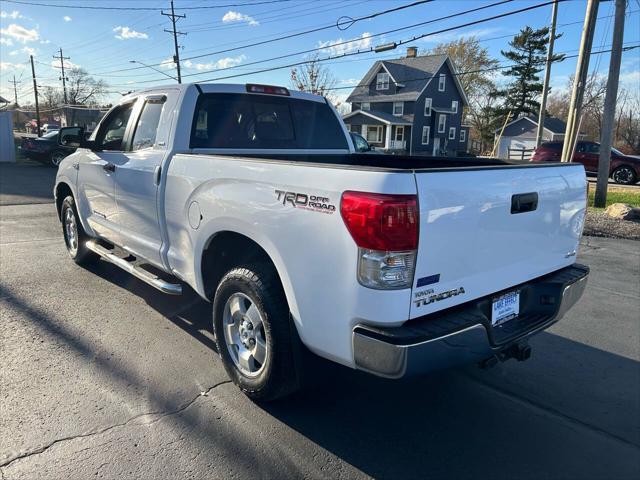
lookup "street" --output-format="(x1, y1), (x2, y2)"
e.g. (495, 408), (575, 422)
(0, 163), (639, 479)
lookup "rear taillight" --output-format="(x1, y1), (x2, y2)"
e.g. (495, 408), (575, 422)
(341, 191), (418, 289)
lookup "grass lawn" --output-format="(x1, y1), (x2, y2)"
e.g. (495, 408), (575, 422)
(588, 185), (640, 210)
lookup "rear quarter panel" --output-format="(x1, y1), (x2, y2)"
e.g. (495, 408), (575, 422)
(163, 154), (416, 366)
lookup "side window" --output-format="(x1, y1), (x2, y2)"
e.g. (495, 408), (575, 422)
(576, 143), (586, 153)
(131, 98), (165, 151)
(422, 126), (430, 145)
(96, 102), (135, 151)
(424, 98), (432, 116)
(587, 143), (600, 154)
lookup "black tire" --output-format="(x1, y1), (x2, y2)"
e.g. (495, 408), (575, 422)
(611, 165), (637, 185)
(61, 195), (95, 265)
(50, 150), (66, 167)
(213, 264), (299, 401)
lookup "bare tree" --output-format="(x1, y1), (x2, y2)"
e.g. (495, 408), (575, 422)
(431, 36), (498, 104)
(290, 54), (339, 106)
(39, 86), (63, 109)
(617, 94), (640, 153)
(66, 68), (107, 105)
(430, 37), (500, 154)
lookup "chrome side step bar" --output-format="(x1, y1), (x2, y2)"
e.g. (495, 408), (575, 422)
(85, 240), (182, 295)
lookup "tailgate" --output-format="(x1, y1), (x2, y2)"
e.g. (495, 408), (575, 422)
(410, 164), (586, 319)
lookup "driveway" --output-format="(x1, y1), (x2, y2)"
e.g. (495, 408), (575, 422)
(1, 164), (638, 479)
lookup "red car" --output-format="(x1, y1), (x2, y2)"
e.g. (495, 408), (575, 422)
(531, 141), (640, 185)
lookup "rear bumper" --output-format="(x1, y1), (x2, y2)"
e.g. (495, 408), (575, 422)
(352, 264), (589, 378)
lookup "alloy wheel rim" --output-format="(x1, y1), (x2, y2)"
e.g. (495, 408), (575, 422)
(222, 292), (268, 377)
(64, 207), (78, 254)
(52, 153), (64, 166)
(614, 167), (633, 184)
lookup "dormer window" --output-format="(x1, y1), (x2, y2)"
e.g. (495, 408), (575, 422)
(451, 100), (458, 114)
(361, 102), (370, 111)
(438, 74), (446, 92)
(376, 72), (390, 90)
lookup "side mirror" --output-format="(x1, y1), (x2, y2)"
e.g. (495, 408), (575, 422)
(58, 126), (90, 149)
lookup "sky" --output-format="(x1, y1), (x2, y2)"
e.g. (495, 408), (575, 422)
(1, 0), (639, 108)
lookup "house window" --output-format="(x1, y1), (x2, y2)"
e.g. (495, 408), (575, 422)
(438, 114), (446, 133)
(460, 129), (466, 142)
(438, 74), (446, 92)
(393, 102), (403, 116)
(422, 126), (430, 145)
(449, 127), (456, 140)
(424, 98), (432, 116)
(376, 72), (390, 90)
(361, 102), (370, 111)
(345, 123), (351, 132)
(366, 125), (383, 143)
(451, 100), (458, 114)
(395, 126), (404, 142)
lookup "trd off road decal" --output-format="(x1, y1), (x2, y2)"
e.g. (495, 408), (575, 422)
(275, 190), (336, 214)
(414, 286), (465, 307)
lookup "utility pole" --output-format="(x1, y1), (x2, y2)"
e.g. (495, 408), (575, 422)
(9, 75), (20, 106)
(54, 47), (70, 104)
(561, 0), (599, 162)
(161, 0), (186, 84)
(595, 0), (626, 207)
(30, 55), (41, 137)
(536, 0), (559, 147)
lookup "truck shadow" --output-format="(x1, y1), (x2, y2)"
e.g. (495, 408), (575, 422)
(80, 258), (640, 479)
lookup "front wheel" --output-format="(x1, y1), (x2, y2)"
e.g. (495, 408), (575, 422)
(61, 195), (95, 265)
(213, 265), (299, 401)
(611, 165), (637, 185)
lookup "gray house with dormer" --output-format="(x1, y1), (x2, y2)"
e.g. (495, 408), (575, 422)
(343, 47), (469, 156)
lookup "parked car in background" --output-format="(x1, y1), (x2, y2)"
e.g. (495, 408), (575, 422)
(349, 131), (382, 154)
(531, 141), (640, 185)
(41, 123), (61, 134)
(19, 130), (74, 167)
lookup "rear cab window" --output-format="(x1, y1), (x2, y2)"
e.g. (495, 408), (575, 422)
(190, 93), (348, 150)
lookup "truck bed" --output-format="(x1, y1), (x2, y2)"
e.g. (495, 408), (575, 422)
(210, 152), (535, 170)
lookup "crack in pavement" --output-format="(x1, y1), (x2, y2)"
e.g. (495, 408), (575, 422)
(0, 380), (232, 470)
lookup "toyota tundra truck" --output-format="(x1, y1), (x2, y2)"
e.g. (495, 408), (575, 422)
(54, 83), (589, 400)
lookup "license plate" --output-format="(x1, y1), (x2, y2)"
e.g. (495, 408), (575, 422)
(492, 291), (520, 326)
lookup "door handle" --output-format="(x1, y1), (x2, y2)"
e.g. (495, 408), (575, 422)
(511, 192), (538, 214)
(103, 162), (116, 173)
(153, 165), (161, 186)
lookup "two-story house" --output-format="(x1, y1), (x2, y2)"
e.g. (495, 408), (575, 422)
(343, 47), (469, 156)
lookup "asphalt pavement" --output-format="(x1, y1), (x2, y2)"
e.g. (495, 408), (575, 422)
(0, 163), (639, 479)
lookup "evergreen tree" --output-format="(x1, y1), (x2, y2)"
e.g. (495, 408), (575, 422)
(498, 26), (563, 117)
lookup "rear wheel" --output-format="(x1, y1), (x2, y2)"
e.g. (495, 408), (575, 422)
(611, 165), (637, 185)
(61, 195), (95, 265)
(213, 264), (299, 401)
(50, 150), (66, 167)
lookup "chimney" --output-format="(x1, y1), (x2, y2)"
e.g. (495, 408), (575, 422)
(406, 46), (417, 58)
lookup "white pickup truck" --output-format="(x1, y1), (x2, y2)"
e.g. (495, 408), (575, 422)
(55, 83), (589, 400)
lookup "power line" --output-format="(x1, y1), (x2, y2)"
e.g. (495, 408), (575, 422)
(90, 0), (510, 76)
(189, 0), (562, 83)
(3, 0), (297, 11)
(320, 44), (640, 93)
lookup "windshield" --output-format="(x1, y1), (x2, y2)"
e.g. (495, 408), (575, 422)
(611, 146), (624, 156)
(43, 131), (59, 139)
